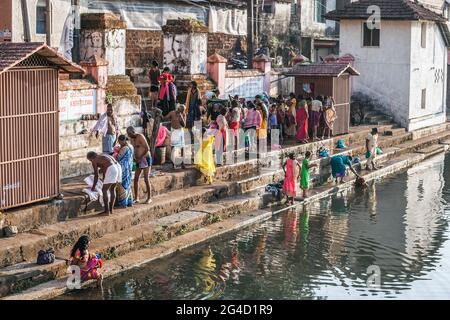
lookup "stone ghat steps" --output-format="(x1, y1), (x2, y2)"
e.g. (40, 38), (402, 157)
(6, 137), (448, 300)
(0, 167), (288, 270)
(0, 192), (276, 298)
(3, 125), (393, 235)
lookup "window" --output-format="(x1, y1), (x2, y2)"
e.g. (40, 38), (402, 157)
(263, 5), (273, 14)
(421, 89), (427, 109)
(36, 0), (46, 35)
(444, 4), (450, 21)
(362, 22), (380, 47)
(314, 0), (326, 23)
(421, 22), (427, 48)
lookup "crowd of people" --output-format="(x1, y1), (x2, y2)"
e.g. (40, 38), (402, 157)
(85, 60), (379, 213)
(75, 62), (383, 286)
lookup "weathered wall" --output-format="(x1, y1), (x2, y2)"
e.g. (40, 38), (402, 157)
(163, 32), (207, 75)
(11, 0), (72, 46)
(125, 31), (246, 69)
(80, 28), (126, 75)
(224, 70), (265, 99)
(207, 33), (246, 60)
(339, 19), (412, 127)
(408, 21), (447, 131)
(126, 30), (163, 68)
(0, 0), (12, 41)
(300, 0), (327, 38)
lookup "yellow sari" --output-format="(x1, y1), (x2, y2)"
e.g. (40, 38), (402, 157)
(195, 135), (216, 184)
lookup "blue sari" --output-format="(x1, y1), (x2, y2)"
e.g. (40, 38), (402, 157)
(117, 145), (134, 207)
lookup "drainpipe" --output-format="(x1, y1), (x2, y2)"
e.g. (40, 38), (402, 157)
(45, 0), (52, 46)
(20, 0), (31, 42)
(72, 0), (80, 63)
(247, 0), (254, 67)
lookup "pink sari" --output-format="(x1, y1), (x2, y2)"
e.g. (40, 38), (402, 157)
(283, 159), (299, 197)
(295, 107), (308, 141)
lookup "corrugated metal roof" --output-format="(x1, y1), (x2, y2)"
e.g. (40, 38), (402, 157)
(0, 42), (85, 75)
(324, 0), (447, 22)
(286, 63), (360, 77)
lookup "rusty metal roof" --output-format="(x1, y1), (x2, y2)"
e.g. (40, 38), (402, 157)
(286, 63), (360, 77)
(324, 0), (447, 22)
(0, 42), (85, 75)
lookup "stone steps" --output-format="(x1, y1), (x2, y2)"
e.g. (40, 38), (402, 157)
(0, 193), (274, 297)
(2, 123), (450, 298)
(0, 124), (400, 235)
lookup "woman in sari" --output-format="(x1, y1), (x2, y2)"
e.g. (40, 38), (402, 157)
(295, 100), (309, 143)
(195, 133), (216, 184)
(68, 235), (103, 286)
(116, 135), (134, 208)
(282, 153), (301, 204)
(285, 93), (297, 137)
(256, 102), (268, 151)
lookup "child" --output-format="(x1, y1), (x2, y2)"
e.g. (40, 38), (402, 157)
(283, 153), (301, 204)
(68, 235), (103, 287)
(300, 151), (317, 199)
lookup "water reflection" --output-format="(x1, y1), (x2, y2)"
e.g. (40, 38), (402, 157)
(59, 154), (450, 300)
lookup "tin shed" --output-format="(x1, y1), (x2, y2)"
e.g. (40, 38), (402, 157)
(0, 42), (84, 210)
(286, 63), (360, 135)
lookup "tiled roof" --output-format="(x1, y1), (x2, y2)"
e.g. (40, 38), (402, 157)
(0, 42), (85, 75)
(286, 63), (360, 77)
(324, 0), (447, 22)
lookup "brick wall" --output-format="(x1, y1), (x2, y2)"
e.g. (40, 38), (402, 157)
(126, 30), (247, 68)
(126, 30), (163, 68)
(207, 33), (247, 60)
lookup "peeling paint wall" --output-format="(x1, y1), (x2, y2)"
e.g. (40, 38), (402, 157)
(11, 0), (72, 46)
(163, 33), (207, 75)
(80, 28), (126, 75)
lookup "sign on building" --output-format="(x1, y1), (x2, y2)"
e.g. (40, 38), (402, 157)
(59, 89), (97, 121)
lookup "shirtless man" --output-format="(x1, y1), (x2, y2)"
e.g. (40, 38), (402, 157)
(87, 152), (122, 215)
(164, 104), (187, 169)
(126, 126), (152, 204)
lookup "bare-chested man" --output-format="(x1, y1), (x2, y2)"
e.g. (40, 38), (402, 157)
(164, 104), (187, 169)
(126, 126), (152, 204)
(87, 152), (122, 215)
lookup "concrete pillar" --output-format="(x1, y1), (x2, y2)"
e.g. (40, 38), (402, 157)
(80, 55), (109, 114)
(253, 54), (271, 94)
(162, 19), (208, 75)
(79, 13), (127, 76)
(207, 53), (227, 98)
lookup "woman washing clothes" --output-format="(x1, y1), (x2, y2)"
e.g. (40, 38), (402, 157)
(67, 235), (103, 287)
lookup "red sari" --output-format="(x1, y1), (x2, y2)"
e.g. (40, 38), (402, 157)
(283, 159), (299, 197)
(295, 106), (309, 142)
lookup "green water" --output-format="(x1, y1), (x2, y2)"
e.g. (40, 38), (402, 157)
(59, 153), (450, 300)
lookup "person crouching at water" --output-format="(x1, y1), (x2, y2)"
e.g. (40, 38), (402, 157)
(330, 155), (360, 184)
(68, 235), (103, 287)
(87, 152), (122, 215)
(300, 151), (317, 199)
(283, 153), (301, 204)
(126, 126), (152, 204)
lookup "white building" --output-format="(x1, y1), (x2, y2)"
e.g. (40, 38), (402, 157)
(325, 0), (450, 131)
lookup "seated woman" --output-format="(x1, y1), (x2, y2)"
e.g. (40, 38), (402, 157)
(330, 155), (360, 184)
(68, 235), (103, 287)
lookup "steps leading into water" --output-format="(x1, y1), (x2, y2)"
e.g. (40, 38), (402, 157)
(2, 122), (450, 299)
